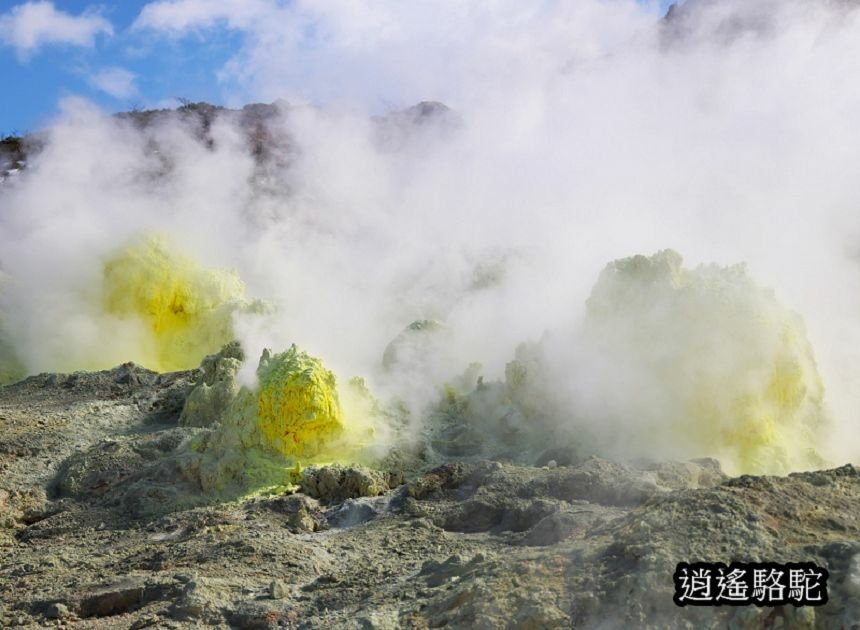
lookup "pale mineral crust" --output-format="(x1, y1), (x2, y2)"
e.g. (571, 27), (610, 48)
(2, 365), (860, 629)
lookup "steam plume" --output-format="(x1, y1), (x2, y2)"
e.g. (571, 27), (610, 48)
(2, 0), (860, 471)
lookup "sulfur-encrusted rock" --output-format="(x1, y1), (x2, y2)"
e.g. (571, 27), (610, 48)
(102, 233), (266, 372)
(301, 464), (389, 504)
(581, 249), (829, 475)
(180, 344), (384, 495)
(179, 341), (244, 428)
(382, 320), (450, 370)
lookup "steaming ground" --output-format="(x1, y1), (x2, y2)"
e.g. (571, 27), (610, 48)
(3, 0), (860, 626)
(4, 0), (860, 470)
(0, 98), (858, 472)
(2, 359), (860, 628)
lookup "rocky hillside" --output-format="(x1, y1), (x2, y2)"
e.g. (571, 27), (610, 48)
(1, 363), (859, 629)
(663, 0), (860, 43)
(0, 100), (456, 186)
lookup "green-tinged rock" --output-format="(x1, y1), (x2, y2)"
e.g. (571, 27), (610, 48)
(583, 249), (828, 475)
(180, 343), (382, 495)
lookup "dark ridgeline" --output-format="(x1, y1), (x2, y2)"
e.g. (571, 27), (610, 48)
(0, 100), (458, 184)
(662, 0), (860, 46)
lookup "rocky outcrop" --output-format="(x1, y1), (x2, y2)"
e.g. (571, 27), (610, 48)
(4, 361), (859, 627)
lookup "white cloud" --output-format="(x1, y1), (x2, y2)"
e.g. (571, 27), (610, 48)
(133, 0), (661, 110)
(3, 0), (860, 475)
(0, 1), (113, 58)
(88, 66), (138, 100)
(121, 0), (860, 469)
(133, 0), (275, 33)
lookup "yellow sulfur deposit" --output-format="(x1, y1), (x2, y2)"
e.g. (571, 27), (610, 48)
(255, 346), (345, 458)
(584, 250), (828, 475)
(102, 234), (247, 372)
(184, 343), (378, 494)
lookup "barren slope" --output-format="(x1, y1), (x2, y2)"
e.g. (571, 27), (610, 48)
(1, 367), (859, 629)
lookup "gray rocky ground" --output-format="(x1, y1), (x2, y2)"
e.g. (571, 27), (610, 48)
(2, 364), (860, 629)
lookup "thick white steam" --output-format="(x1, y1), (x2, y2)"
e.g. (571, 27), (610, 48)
(2, 0), (860, 468)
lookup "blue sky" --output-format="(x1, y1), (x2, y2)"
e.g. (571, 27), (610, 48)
(0, 0), (677, 135)
(0, 1), (242, 134)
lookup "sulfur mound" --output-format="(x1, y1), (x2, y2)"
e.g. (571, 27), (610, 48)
(581, 249), (828, 475)
(179, 341), (245, 428)
(182, 344), (378, 494)
(102, 233), (257, 372)
(382, 319), (450, 370)
(255, 345), (345, 458)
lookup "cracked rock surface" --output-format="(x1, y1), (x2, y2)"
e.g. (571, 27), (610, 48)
(2, 368), (860, 628)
